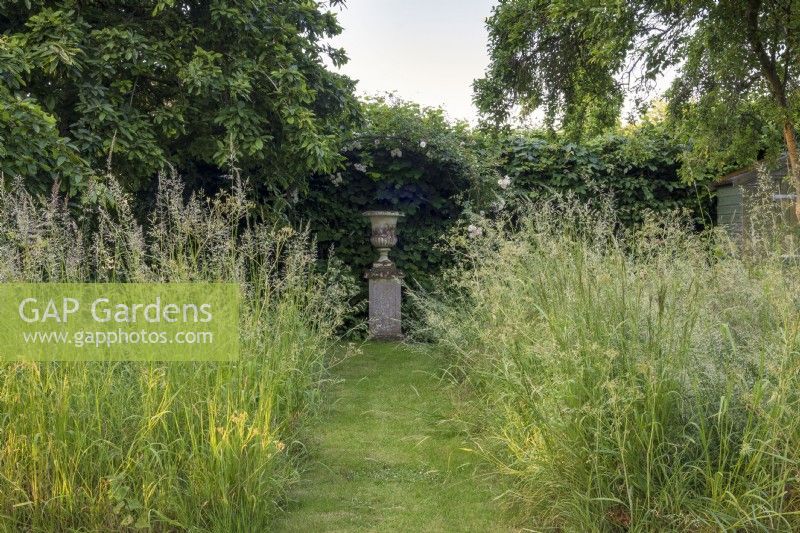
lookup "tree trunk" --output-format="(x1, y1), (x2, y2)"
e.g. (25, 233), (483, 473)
(782, 120), (800, 221)
(744, 0), (800, 220)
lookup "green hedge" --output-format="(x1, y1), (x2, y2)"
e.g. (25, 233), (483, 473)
(494, 124), (713, 228)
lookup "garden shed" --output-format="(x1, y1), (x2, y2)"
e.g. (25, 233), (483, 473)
(713, 155), (795, 234)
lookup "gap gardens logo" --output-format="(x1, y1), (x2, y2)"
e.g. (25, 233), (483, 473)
(0, 283), (239, 361)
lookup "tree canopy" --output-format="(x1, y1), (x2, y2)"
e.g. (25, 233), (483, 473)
(475, 0), (800, 205)
(0, 1), (359, 195)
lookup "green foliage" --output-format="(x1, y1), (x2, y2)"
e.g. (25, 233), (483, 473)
(0, 85), (88, 194)
(291, 98), (498, 293)
(665, 0), (800, 180)
(476, 0), (800, 178)
(474, 0), (631, 136)
(496, 122), (712, 227)
(0, 1), (359, 194)
(669, 93), (786, 182)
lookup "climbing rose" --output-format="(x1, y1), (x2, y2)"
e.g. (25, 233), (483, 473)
(390, 148), (403, 158)
(498, 175), (512, 189)
(467, 224), (483, 239)
(354, 163), (367, 173)
(419, 140), (427, 148)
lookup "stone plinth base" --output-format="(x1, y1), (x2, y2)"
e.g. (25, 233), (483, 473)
(366, 264), (403, 340)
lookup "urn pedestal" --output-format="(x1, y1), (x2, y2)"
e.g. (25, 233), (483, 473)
(363, 211), (404, 340)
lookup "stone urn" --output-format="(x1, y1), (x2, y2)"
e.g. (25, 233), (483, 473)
(363, 211), (404, 266)
(363, 210), (404, 340)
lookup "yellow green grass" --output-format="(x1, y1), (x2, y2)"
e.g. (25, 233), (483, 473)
(0, 175), (354, 531)
(421, 199), (800, 530)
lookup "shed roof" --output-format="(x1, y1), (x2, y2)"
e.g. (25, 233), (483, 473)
(713, 154), (789, 189)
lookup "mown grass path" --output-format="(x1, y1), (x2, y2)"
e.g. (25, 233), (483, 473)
(277, 342), (512, 532)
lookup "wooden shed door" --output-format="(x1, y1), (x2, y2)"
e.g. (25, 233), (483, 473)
(716, 186), (743, 234)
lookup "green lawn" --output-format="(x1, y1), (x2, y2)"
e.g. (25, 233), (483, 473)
(277, 342), (512, 532)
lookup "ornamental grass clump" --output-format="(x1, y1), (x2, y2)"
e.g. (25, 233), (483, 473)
(421, 196), (800, 530)
(0, 173), (356, 531)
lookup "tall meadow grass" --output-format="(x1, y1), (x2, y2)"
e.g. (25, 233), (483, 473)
(0, 173), (355, 531)
(420, 195), (800, 531)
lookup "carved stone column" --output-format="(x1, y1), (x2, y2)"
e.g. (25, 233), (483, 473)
(363, 211), (404, 340)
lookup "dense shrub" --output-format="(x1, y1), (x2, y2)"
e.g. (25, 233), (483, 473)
(0, 174), (356, 530)
(420, 197), (800, 530)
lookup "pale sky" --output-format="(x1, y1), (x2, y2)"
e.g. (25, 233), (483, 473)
(327, 0), (496, 123)
(326, 0), (673, 126)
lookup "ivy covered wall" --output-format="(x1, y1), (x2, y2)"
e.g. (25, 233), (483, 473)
(497, 124), (712, 228)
